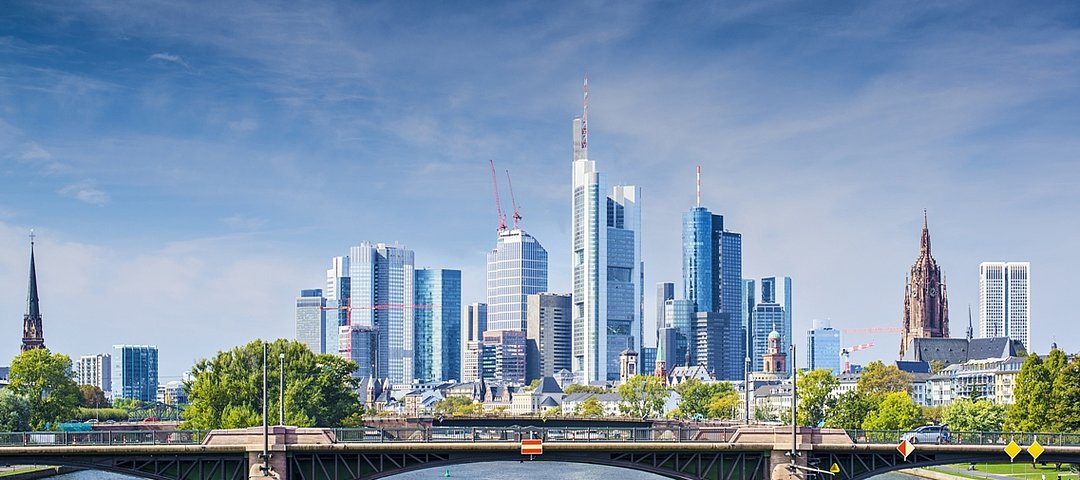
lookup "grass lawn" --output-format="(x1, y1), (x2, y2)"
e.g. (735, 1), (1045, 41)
(0, 467), (53, 478)
(931, 462), (1079, 479)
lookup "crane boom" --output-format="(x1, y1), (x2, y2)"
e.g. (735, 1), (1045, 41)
(842, 326), (903, 335)
(489, 160), (507, 232)
(505, 169), (522, 229)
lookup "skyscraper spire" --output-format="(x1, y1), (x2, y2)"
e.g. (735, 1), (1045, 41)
(695, 165), (701, 208)
(21, 230), (45, 352)
(581, 74), (589, 159)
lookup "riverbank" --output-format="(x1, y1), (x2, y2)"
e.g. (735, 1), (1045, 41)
(0, 467), (84, 480)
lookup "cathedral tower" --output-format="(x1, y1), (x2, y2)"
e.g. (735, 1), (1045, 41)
(899, 212), (949, 358)
(21, 232), (45, 352)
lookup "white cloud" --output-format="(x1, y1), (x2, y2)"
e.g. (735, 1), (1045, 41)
(220, 215), (267, 229)
(58, 181), (110, 205)
(147, 52), (190, 69)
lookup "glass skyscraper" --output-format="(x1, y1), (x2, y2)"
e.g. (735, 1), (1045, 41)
(750, 277), (792, 374)
(414, 269), (462, 383)
(525, 293), (572, 382)
(295, 289), (327, 354)
(807, 319), (842, 375)
(325, 256), (350, 356)
(665, 299), (694, 366)
(486, 230), (548, 332)
(349, 242), (415, 384)
(571, 82), (644, 383)
(112, 345), (158, 402)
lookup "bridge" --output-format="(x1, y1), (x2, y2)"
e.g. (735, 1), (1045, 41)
(0, 425), (1077, 480)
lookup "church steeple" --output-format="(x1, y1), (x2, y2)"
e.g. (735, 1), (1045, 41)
(920, 209), (931, 255)
(21, 231), (45, 352)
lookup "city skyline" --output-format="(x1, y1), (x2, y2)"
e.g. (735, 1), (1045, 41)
(3, 2), (1079, 377)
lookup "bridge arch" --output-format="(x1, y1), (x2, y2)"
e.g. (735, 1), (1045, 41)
(810, 451), (1080, 480)
(0, 454), (248, 480)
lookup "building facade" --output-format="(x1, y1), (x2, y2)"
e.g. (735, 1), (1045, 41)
(349, 242), (415, 384)
(339, 324), (377, 378)
(483, 329), (526, 385)
(414, 269), (462, 383)
(112, 345), (159, 402)
(750, 277), (792, 374)
(487, 230), (548, 332)
(665, 299), (695, 367)
(525, 293), (572, 382)
(324, 256), (350, 357)
(979, 262), (1030, 349)
(295, 289), (327, 354)
(807, 319), (842, 375)
(571, 79), (643, 383)
(78, 354), (112, 394)
(900, 212), (950, 358)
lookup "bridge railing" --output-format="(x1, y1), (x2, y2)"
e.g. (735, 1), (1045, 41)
(331, 426), (733, 443)
(0, 430), (209, 446)
(846, 429), (1080, 446)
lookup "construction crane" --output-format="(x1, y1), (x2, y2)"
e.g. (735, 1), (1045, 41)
(505, 169), (522, 230)
(841, 342), (875, 374)
(322, 301), (434, 327)
(488, 159), (507, 233)
(842, 326), (903, 335)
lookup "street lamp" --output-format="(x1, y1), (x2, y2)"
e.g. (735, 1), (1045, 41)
(279, 352), (285, 426)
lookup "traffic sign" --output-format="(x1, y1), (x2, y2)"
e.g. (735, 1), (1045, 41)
(1004, 441), (1022, 462)
(830, 463), (841, 474)
(897, 439), (915, 461)
(1028, 440), (1045, 462)
(521, 438), (543, 456)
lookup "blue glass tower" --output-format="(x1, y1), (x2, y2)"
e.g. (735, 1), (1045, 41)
(112, 345), (159, 402)
(349, 242), (415, 384)
(807, 319), (842, 375)
(415, 269), (462, 383)
(750, 276), (792, 374)
(486, 230), (548, 332)
(295, 289), (327, 353)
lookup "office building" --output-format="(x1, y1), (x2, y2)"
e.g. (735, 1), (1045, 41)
(525, 293), (572, 382)
(486, 229), (548, 332)
(665, 299), (694, 367)
(325, 256), (350, 356)
(295, 289), (327, 354)
(349, 242), (415, 384)
(640, 346), (657, 376)
(112, 345), (159, 402)
(807, 319), (842, 375)
(900, 212), (950, 358)
(77, 354), (112, 394)
(465, 303), (488, 343)
(750, 277), (792, 374)
(414, 269), (462, 383)
(979, 262), (1030, 349)
(484, 329), (526, 384)
(571, 78), (644, 383)
(339, 324), (377, 378)
(656, 282), (674, 338)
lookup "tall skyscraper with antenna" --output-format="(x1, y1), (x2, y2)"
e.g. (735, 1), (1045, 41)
(571, 76), (644, 383)
(21, 231), (45, 352)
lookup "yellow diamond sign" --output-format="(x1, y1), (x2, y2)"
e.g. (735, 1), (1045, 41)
(1028, 440), (1045, 462)
(1004, 441), (1022, 462)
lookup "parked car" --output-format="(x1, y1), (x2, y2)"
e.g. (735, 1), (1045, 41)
(901, 425), (951, 444)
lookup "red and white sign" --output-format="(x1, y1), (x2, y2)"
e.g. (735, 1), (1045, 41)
(521, 439), (543, 456)
(897, 439), (915, 461)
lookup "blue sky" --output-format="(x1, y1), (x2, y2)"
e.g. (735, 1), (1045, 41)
(2, 1), (1079, 378)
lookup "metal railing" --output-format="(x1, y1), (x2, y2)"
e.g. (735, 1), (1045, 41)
(331, 426), (732, 443)
(0, 430), (209, 447)
(846, 429), (1080, 446)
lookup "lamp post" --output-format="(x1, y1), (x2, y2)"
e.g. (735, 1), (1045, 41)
(279, 352), (285, 425)
(260, 342), (269, 476)
(744, 355), (751, 424)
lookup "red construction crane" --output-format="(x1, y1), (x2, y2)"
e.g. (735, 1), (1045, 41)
(842, 326), (903, 335)
(489, 159), (507, 233)
(322, 301), (434, 327)
(505, 169), (522, 230)
(841, 342), (875, 374)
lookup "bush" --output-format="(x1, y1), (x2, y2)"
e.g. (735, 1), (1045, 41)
(73, 407), (129, 422)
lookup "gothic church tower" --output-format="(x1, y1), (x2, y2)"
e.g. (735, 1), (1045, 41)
(899, 212), (949, 358)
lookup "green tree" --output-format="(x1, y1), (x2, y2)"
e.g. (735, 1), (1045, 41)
(796, 369), (839, 427)
(563, 384), (609, 395)
(618, 375), (669, 418)
(1053, 355), (1080, 432)
(112, 397), (141, 410)
(576, 396), (604, 417)
(675, 379), (738, 419)
(79, 385), (108, 408)
(942, 399), (1006, 432)
(8, 348), (80, 430)
(861, 392), (924, 431)
(929, 360), (946, 374)
(0, 390), (31, 431)
(1006, 353), (1054, 431)
(433, 396), (483, 416)
(857, 361), (913, 397)
(825, 391), (877, 429)
(182, 339), (361, 429)
(706, 389), (740, 420)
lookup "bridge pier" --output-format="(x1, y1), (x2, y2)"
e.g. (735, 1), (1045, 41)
(204, 426), (336, 480)
(731, 426), (854, 480)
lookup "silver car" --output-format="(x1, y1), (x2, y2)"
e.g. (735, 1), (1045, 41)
(901, 425), (951, 444)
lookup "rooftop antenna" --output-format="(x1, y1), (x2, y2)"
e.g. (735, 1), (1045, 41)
(488, 160), (507, 233)
(696, 165), (701, 208)
(505, 170), (522, 230)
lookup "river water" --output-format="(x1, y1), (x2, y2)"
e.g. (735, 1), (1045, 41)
(51, 463), (921, 479)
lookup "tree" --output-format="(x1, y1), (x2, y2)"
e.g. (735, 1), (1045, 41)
(942, 399), (1006, 432)
(0, 390), (31, 432)
(857, 361), (913, 397)
(182, 339), (361, 430)
(433, 396), (483, 416)
(79, 385), (108, 408)
(675, 379), (738, 419)
(1053, 355), (1080, 432)
(618, 375), (669, 418)
(706, 389), (740, 420)
(8, 348), (81, 430)
(1006, 353), (1054, 431)
(861, 392), (924, 431)
(577, 396), (604, 417)
(563, 384), (609, 395)
(929, 360), (946, 374)
(796, 369), (839, 427)
(825, 390), (877, 429)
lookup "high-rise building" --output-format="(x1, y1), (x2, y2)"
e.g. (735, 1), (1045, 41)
(526, 293), (572, 382)
(325, 256), (350, 356)
(295, 289), (327, 354)
(807, 319), (842, 375)
(21, 234), (45, 352)
(665, 299), (694, 367)
(484, 329), (526, 384)
(487, 230), (548, 332)
(750, 277), (792, 374)
(900, 212), (949, 358)
(979, 262), (1030, 349)
(656, 282), (674, 339)
(640, 346), (657, 377)
(349, 242), (415, 384)
(571, 78), (643, 383)
(414, 269), (462, 383)
(339, 324), (377, 378)
(112, 345), (159, 402)
(465, 303), (488, 343)
(78, 354), (112, 394)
